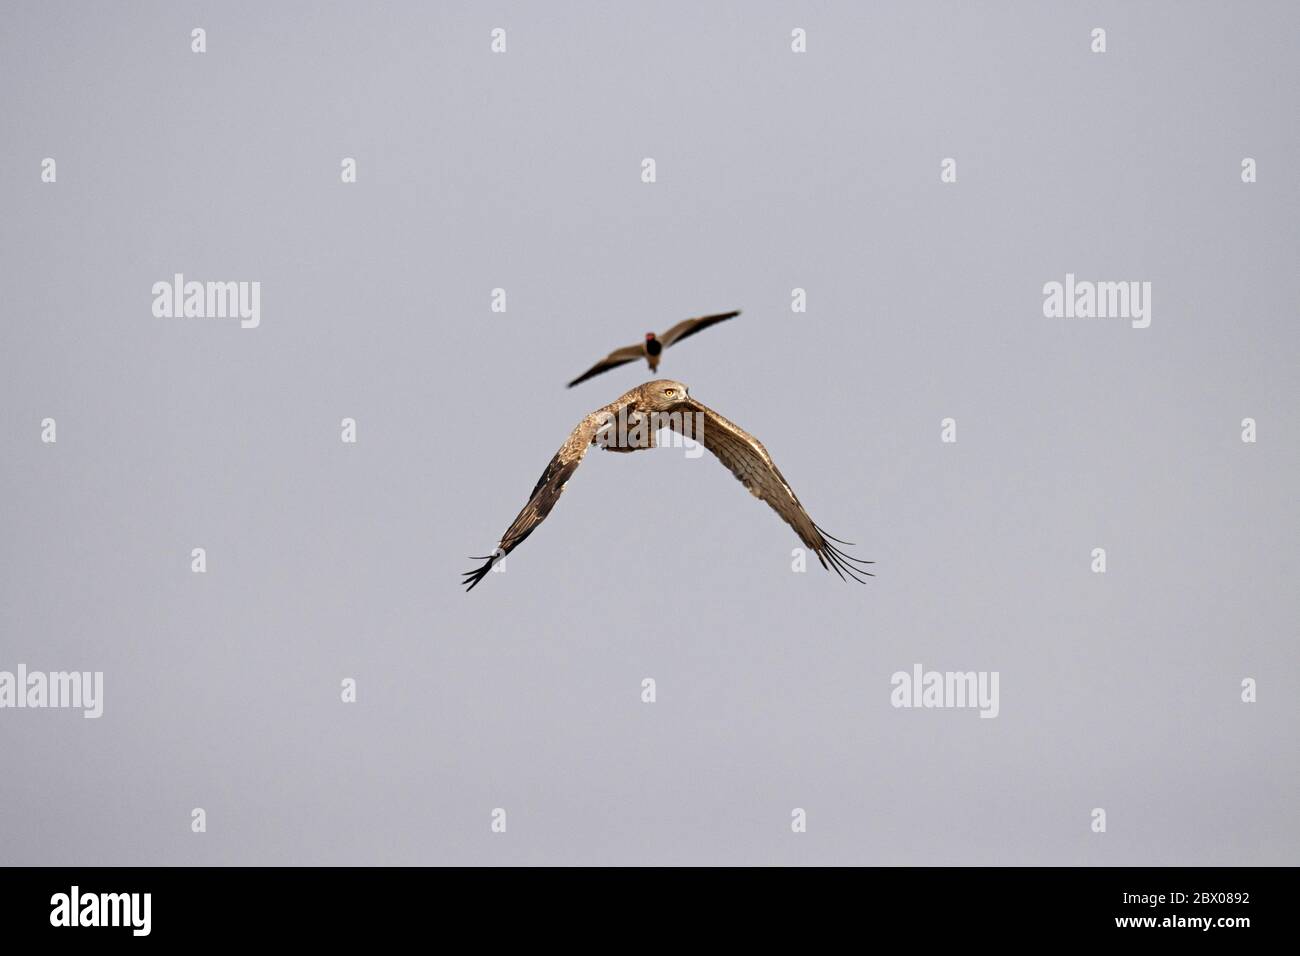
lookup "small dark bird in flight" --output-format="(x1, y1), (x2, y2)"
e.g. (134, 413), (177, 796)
(566, 310), (741, 387)
(463, 379), (872, 590)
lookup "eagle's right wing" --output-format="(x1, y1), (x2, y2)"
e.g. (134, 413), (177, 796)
(463, 400), (631, 590)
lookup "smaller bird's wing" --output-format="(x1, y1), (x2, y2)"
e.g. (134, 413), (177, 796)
(658, 310), (741, 348)
(566, 344), (644, 388)
(668, 396), (873, 582)
(463, 399), (633, 590)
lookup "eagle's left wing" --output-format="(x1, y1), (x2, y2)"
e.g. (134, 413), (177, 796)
(668, 396), (873, 582)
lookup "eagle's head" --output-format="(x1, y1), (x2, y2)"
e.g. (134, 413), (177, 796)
(643, 379), (690, 411)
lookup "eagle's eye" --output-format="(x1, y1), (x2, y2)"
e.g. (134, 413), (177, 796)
(663, 388), (677, 397)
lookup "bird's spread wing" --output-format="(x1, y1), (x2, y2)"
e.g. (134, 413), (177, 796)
(463, 400), (632, 590)
(566, 344), (644, 388)
(658, 310), (741, 348)
(668, 397), (873, 582)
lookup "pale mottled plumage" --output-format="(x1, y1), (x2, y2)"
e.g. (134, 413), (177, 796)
(463, 380), (871, 590)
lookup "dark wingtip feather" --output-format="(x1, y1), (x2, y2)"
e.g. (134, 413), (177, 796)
(814, 529), (874, 583)
(462, 555), (496, 592)
(836, 551), (876, 568)
(813, 523), (857, 546)
(826, 546), (872, 584)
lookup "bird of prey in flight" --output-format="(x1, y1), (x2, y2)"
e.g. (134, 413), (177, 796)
(566, 310), (741, 388)
(463, 379), (872, 590)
